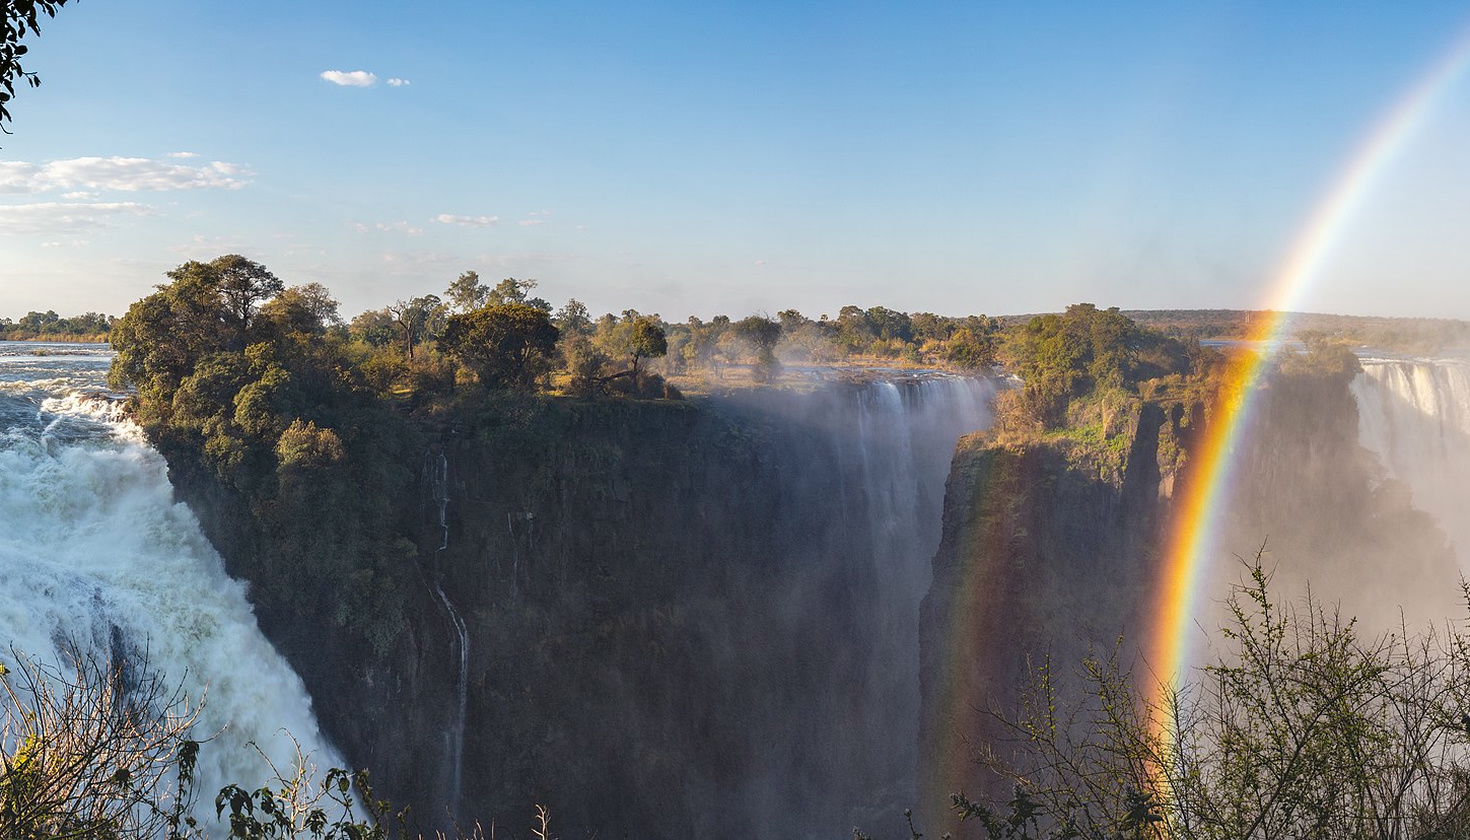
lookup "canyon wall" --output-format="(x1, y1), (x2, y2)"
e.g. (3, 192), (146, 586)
(917, 359), (1462, 835)
(169, 377), (994, 839)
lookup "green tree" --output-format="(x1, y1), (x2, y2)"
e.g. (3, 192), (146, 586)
(559, 331), (610, 397)
(1, 1), (71, 136)
(385, 295), (444, 362)
(938, 554), (1470, 840)
(488, 277), (552, 312)
(211, 255), (285, 333)
(348, 308), (397, 348)
(613, 316), (667, 392)
(109, 261), (246, 405)
(260, 283), (340, 336)
(734, 315), (783, 383)
(554, 299), (592, 337)
(440, 302), (560, 390)
(444, 270), (489, 313)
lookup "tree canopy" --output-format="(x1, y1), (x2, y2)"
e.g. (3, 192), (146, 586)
(440, 302), (560, 391)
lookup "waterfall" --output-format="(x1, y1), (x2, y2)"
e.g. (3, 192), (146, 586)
(716, 372), (998, 835)
(0, 342), (341, 818)
(1352, 358), (1470, 568)
(428, 450), (468, 815)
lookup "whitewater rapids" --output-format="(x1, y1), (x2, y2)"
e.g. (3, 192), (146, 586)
(0, 341), (341, 817)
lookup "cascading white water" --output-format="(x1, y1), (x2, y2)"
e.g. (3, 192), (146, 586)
(427, 451), (468, 815)
(832, 373), (999, 825)
(0, 341), (341, 820)
(850, 376), (998, 601)
(1352, 357), (1470, 568)
(708, 372), (999, 835)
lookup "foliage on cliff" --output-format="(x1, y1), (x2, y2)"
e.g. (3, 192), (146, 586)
(985, 304), (1217, 482)
(107, 255), (420, 658)
(906, 557), (1470, 840)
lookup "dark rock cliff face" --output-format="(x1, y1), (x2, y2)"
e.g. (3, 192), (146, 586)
(917, 404), (1174, 833)
(426, 382), (991, 838)
(916, 362), (1461, 835)
(167, 378), (992, 840)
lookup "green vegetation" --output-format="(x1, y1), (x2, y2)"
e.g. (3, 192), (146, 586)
(1, 1), (71, 135)
(1123, 309), (1470, 354)
(107, 255), (422, 659)
(884, 555), (1470, 840)
(440, 303), (559, 391)
(986, 304), (1217, 480)
(0, 644), (508, 839)
(0, 310), (113, 342)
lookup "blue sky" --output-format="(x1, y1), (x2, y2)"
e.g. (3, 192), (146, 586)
(3, 1), (1470, 321)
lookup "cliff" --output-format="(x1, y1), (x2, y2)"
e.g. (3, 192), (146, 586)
(916, 358), (1461, 834)
(917, 401), (1179, 831)
(163, 377), (994, 839)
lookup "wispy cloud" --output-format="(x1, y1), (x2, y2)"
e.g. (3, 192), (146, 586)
(517, 219), (544, 227)
(167, 151), (200, 159)
(386, 78), (410, 87)
(355, 220), (424, 236)
(0, 202), (156, 235)
(0, 156), (249, 194)
(434, 213), (498, 227)
(476, 251), (581, 268)
(320, 70), (378, 87)
(167, 233), (250, 257)
(380, 250), (457, 268)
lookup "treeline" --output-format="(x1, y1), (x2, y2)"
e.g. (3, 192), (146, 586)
(0, 309), (113, 341)
(340, 272), (1005, 400)
(105, 255), (1233, 459)
(1125, 308), (1470, 353)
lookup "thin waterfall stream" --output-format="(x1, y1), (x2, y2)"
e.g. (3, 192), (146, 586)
(429, 451), (469, 815)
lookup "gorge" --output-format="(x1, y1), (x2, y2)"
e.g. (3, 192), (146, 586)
(4, 329), (1469, 838)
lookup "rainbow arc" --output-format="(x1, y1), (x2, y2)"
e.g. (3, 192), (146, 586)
(1147, 21), (1470, 721)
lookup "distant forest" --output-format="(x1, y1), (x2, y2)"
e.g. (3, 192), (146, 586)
(0, 310), (114, 341)
(9, 276), (1470, 358)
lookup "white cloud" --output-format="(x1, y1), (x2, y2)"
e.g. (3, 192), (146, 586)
(380, 250), (456, 268)
(320, 70), (378, 87)
(60, 191), (96, 200)
(167, 233), (250, 257)
(477, 251), (580, 268)
(754, 259), (767, 267)
(434, 213), (498, 227)
(355, 220), (424, 236)
(0, 202), (155, 235)
(386, 78), (410, 87)
(167, 151), (200, 159)
(517, 219), (544, 227)
(0, 156), (249, 194)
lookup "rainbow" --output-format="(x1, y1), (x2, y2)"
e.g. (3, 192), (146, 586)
(1147, 25), (1470, 716)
